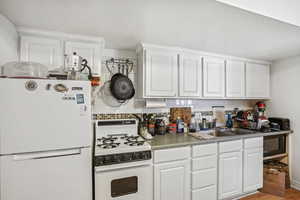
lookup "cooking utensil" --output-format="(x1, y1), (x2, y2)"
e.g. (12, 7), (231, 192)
(64, 52), (93, 80)
(100, 81), (127, 107)
(110, 63), (135, 101)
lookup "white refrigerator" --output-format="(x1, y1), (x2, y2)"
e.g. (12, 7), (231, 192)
(0, 78), (93, 200)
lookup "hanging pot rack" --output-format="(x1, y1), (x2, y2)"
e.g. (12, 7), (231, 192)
(105, 58), (134, 75)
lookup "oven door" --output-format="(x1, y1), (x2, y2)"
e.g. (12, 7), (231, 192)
(95, 163), (153, 200)
(263, 134), (287, 157)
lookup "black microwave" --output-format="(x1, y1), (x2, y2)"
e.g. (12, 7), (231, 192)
(264, 134), (287, 158)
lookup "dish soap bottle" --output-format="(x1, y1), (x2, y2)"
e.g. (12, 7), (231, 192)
(176, 117), (184, 133)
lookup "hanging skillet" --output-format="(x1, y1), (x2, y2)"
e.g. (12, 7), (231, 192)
(110, 63), (135, 101)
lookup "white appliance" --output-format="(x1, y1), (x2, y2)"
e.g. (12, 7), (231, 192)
(94, 119), (153, 200)
(0, 78), (93, 200)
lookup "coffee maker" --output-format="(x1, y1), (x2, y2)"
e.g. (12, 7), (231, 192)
(64, 52), (92, 80)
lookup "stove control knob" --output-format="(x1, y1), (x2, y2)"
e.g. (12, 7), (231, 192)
(123, 153), (132, 161)
(104, 156), (112, 164)
(112, 155), (121, 163)
(141, 152), (147, 159)
(142, 151), (151, 160)
(133, 152), (141, 160)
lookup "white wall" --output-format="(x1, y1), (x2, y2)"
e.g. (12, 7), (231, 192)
(268, 55), (300, 190)
(0, 13), (18, 66)
(92, 49), (255, 114)
(216, 0), (300, 27)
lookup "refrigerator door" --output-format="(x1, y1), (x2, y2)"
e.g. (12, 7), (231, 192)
(0, 148), (92, 200)
(0, 79), (92, 154)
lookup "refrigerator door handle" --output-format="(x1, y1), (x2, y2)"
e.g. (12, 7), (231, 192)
(12, 148), (82, 161)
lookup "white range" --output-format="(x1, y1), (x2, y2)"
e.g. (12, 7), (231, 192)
(94, 119), (153, 200)
(0, 78), (93, 200)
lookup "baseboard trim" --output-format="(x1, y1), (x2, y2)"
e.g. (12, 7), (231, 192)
(291, 179), (300, 191)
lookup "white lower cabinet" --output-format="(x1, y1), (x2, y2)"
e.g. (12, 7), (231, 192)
(218, 140), (243, 199)
(218, 150), (243, 199)
(152, 137), (264, 200)
(192, 143), (218, 200)
(153, 147), (190, 200)
(243, 137), (264, 193)
(192, 185), (217, 200)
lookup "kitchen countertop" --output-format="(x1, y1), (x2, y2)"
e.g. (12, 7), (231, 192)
(148, 130), (292, 150)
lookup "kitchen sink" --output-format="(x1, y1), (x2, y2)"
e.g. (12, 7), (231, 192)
(210, 128), (256, 137)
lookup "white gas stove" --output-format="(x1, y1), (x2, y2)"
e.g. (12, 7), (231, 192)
(94, 119), (153, 200)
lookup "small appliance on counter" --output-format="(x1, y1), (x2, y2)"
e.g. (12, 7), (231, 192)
(268, 117), (290, 131)
(236, 101), (271, 132)
(64, 52), (93, 80)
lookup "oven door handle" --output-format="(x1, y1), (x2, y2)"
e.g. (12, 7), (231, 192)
(95, 160), (152, 172)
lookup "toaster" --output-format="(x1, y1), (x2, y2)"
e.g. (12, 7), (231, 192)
(268, 117), (290, 130)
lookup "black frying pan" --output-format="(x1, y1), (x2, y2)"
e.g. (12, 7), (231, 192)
(110, 64), (135, 101)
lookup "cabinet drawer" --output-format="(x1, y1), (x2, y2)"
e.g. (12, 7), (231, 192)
(192, 143), (217, 157)
(192, 168), (217, 189)
(219, 140), (242, 153)
(192, 185), (217, 200)
(244, 137), (263, 149)
(192, 155), (217, 171)
(154, 146), (190, 163)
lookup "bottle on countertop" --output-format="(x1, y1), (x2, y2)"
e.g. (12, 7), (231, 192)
(202, 118), (208, 130)
(189, 114), (197, 132)
(148, 115), (156, 136)
(184, 123), (188, 133)
(226, 113), (233, 129)
(176, 117), (184, 133)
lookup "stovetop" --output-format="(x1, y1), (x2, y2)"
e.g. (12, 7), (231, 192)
(94, 119), (151, 157)
(94, 134), (151, 156)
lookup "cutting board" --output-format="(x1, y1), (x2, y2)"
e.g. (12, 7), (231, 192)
(170, 107), (192, 124)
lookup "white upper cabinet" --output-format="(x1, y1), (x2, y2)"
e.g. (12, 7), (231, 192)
(246, 63), (270, 98)
(65, 41), (102, 76)
(226, 60), (245, 98)
(20, 36), (63, 71)
(144, 47), (178, 97)
(137, 43), (271, 99)
(18, 28), (104, 76)
(203, 56), (225, 98)
(179, 52), (202, 97)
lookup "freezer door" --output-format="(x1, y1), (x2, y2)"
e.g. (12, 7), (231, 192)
(0, 148), (92, 200)
(0, 79), (92, 154)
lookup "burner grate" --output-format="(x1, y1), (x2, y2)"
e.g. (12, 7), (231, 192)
(98, 143), (120, 149)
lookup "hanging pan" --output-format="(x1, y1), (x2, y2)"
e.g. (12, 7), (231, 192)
(110, 63), (135, 101)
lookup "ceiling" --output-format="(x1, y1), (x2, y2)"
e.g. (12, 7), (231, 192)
(217, 0), (300, 27)
(1, 0), (300, 61)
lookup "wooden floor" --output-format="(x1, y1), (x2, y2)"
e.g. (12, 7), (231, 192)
(241, 189), (300, 200)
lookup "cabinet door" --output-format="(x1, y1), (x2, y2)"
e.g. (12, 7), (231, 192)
(203, 57), (225, 97)
(20, 36), (63, 71)
(218, 151), (243, 199)
(246, 63), (270, 98)
(154, 160), (190, 200)
(243, 148), (263, 193)
(179, 53), (202, 97)
(65, 41), (102, 76)
(145, 48), (178, 97)
(226, 60), (245, 98)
